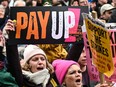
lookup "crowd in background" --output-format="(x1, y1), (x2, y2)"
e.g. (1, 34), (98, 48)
(0, 0), (116, 87)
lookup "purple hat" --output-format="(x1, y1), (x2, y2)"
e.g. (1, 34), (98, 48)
(52, 59), (80, 85)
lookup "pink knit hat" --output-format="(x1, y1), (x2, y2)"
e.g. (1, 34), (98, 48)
(52, 59), (80, 85)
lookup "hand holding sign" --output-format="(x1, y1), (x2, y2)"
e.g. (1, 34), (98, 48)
(4, 19), (15, 32)
(2, 19), (16, 39)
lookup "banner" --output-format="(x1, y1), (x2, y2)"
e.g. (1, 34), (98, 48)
(83, 28), (116, 82)
(83, 13), (114, 77)
(8, 6), (88, 44)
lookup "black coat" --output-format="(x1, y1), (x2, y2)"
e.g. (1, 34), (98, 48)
(23, 74), (59, 87)
(0, 46), (5, 70)
(0, 46), (5, 61)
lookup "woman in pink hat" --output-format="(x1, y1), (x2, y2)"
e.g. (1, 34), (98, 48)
(52, 59), (83, 87)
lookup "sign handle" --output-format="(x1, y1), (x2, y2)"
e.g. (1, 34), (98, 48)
(99, 72), (105, 84)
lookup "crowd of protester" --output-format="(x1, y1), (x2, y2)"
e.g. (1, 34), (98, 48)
(0, 0), (116, 87)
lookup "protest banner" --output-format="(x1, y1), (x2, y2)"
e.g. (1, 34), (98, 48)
(83, 27), (116, 82)
(8, 6), (88, 44)
(83, 13), (114, 77)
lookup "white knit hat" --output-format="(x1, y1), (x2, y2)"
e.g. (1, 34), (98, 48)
(100, 4), (114, 15)
(23, 45), (47, 64)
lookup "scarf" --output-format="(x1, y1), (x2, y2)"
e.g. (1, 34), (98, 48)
(22, 69), (50, 87)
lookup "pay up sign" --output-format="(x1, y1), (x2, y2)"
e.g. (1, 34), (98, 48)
(8, 6), (88, 44)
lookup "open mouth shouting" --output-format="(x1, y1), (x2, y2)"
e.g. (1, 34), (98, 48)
(37, 67), (44, 71)
(75, 78), (82, 85)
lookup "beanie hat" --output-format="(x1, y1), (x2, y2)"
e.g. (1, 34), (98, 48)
(23, 45), (47, 64)
(100, 4), (114, 15)
(52, 59), (80, 85)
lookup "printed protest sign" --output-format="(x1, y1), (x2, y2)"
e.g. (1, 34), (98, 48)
(83, 28), (116, 82)
(8, 6), (88, 44)
(83, 13), (114, 77)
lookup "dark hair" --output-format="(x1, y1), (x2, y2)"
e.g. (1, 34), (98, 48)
(69, 0), (79, 6)
(0, 0), (9, 3)
(52, 0), (66, 6)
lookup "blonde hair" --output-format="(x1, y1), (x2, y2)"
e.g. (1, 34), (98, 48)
(21, 60), (54, 74)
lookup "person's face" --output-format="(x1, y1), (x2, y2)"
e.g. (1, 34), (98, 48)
(28, 54), (47, 73)
(78, 47), (87, 66)
(103, 10), (112, 20)
(1, 1), (9, 8)
(0, 8), (5, 18)
(72, 1), (79, 6)
(79, 0), (88, 6)
(32, 0), (37, 6)
(52, 0), (58, 4)
(98, 0), (107, 5)
(112, 0), (116, 3)
(64, 65), (82, 87)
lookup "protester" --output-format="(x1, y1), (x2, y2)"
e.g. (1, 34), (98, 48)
(0, 0), (9, 17)
(0, 30), (19, 87)
(90, 0), (97, 11)
(78, 0), (89, 6)
(26, 0), (43, 6)
(52, 59), (82, 87)
(77, 47), (91, 87)
(100, 4), (114, 22)
(0, 0), (9, 8)
(0, 4), (7, 30)
(20, 44), (59, 87)
(69, 0), (79, 6)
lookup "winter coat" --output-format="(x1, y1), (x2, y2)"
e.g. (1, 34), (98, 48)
(0, 46), (19, 87)
(0, 46), (5, 62)
(0, 68), (19, 87)
(39, 44), (67, 63)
